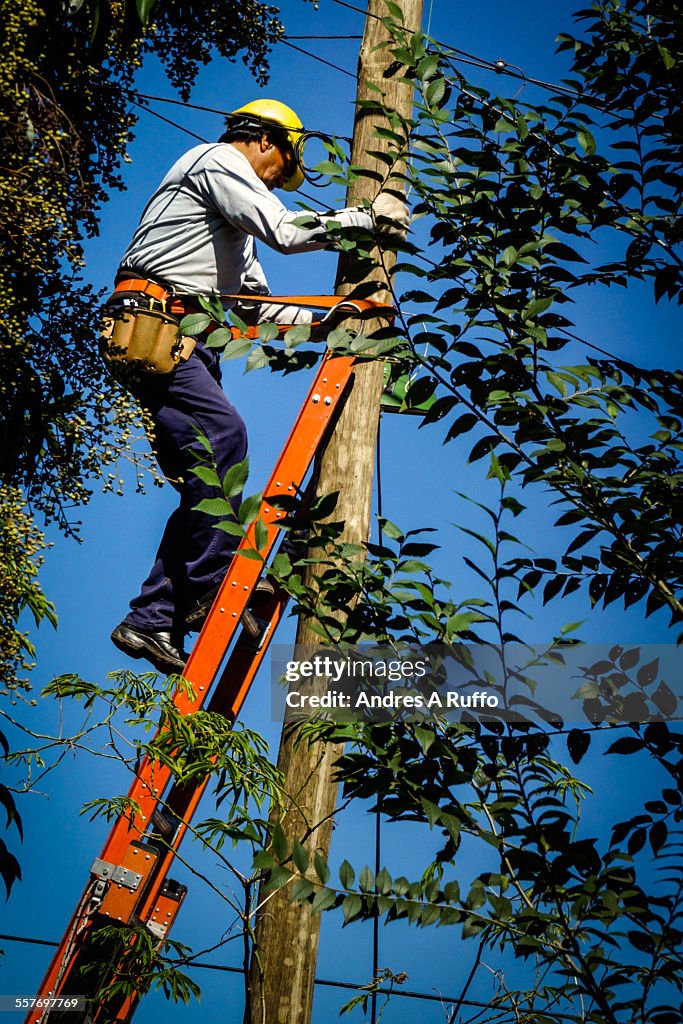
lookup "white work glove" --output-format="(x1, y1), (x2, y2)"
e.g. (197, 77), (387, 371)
(372, 191), (410, 242)
(233, 299), (313, 326)
(255, 302), (313, 326)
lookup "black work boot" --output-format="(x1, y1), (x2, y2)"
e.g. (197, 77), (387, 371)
(111, 622), (188, 675)
(185, 578), (275, 634)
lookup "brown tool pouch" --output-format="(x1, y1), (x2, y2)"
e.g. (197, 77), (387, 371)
(100, 306), (196, 375)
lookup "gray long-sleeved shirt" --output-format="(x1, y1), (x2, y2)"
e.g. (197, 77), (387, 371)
(119, 143), (372, 305)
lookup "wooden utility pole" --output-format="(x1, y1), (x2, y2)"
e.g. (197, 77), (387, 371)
(246, 2), (423, 1022)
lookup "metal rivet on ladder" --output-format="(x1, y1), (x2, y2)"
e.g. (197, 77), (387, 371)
(312, 394), (320, 403)
(324, 397), (332, 405)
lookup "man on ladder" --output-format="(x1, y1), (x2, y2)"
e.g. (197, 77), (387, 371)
(103, 99), (409, 675)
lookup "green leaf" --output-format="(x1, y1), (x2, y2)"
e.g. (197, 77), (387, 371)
(637, 658), (659, 688)
(312, 886), (337, 913)
(193, 497), (233, 517)
(379, 518), (404, 542)
(522, 296), (553, 321)
(238, 493), (263, 527)
(213, 521), (246, 537)
(425, 77), (446, 107)
(222, 338), (253, 360)
(222, 458), (249, 499)
(229, 310), (248, 334)
(649, 820), (667, 855)
(290, 877), (314, 902)
(292, 841), (309, 874)
(191, 465), (222, 488)
(342, 893), (363, 923)
(314, 852), (330, 885)
(136, 0), (158, 24)
(203, 327), (235, 350)
(284, 324), (311, 347)
(263, 866), (292, 892)
(254, 518), (269, 552)
(339, 859), (355, 889)
(462, 915), (486, 938)
(657, 44), (675, 70)
(326, 327), (353, 350)
(502, 246), (517, 267)
(258, 322), (280, 343)
(253, 850), (274, 871)
(577, 128), (596, 156)
(359, 865), (374, 892)
(417, 55), (439, 81)
(567, 729), (590, 765)
(385, 0), (404, 18)
(236, 548), (265, 562)
(179, 313), (212, 336)
(271, 822), (288, 862)
(246, 345), (270, 372)
(446, 611), (485, 636)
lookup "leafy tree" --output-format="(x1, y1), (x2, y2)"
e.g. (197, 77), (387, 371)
(0, 0), (281, 524)
(234, 3), (683, 1021)
(0, 0), (281, 897)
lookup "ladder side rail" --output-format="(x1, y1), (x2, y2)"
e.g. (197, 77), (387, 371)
(129, 583), (292, 941)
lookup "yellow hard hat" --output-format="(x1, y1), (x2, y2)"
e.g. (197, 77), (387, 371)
(230, 99), (305, 191)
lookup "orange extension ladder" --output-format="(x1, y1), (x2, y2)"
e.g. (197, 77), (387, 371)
(26, 295), (393, 1024)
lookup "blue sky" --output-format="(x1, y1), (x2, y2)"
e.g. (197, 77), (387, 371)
(2, 2), (680, 1022)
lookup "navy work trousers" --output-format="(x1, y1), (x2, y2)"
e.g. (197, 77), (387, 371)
(123, 341), (247, 636)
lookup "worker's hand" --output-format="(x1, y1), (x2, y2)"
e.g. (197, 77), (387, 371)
(372, 191), (410, 242)
(234, 298), (313, 326)
(258, 302), (313, 326)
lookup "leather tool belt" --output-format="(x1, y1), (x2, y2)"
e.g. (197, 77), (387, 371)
(100, 277), (197, 375)
(101, 274), (398, 375)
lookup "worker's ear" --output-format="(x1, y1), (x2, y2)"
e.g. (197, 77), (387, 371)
(259, 134), (274, 153)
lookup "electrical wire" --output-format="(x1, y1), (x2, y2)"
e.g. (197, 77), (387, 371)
(0, 933), (58, 948)
(0, 933), (593, 1021)
(330, 0), (606, 109)
(132, 91), (232, 117)
(285, 34), (363, 39)
(129, 98), (209, 144)
(371, 415), (385, 1024)
(279, 37), (356, 78)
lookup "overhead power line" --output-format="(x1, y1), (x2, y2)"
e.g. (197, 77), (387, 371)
(329, 0), (605, 109)
(279, 38), (356, 78)
(0, 933), (58, 948)
(285, 34), (362, 39)
(0, 933), (591, 1020)
(129, 98), (208, 143)
(133, 91), (231, 117)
